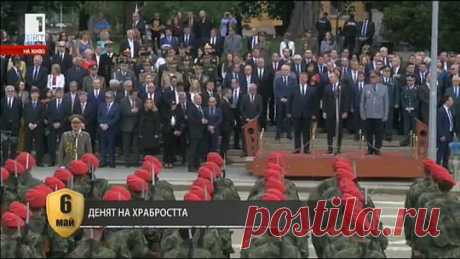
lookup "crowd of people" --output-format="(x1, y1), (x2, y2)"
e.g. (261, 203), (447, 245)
(1, 9), (460, 171)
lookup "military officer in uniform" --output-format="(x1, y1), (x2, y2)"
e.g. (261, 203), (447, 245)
(57, 115), (93, 167)
(399, 75), (419, 146)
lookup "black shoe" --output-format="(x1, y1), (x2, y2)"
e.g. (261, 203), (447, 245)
(335, 149), (341, 155)
(385, 136), (392, 142)
(275, 134), (280, 140)
(354, 135), (360, 141)
(400, 139), (410, 146)
(327, 147), (333, 154)
(286, 134), (292, 140)
(292, 150), (300, 154)
(303, 149), (310, 154)
(375, 150), (382, 156)
(367, 150), (374, 155)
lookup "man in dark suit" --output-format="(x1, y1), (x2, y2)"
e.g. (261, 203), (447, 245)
(132, 12), (146, 37)
(274, 64), (296, 140)
(357, 12), (375, 51)
(6, 57), (23, 86)
(74, 91), (97, 151)
(254, 57), (273, 129)
(141, 81), (162, 108)
(201, 81), (219, 107)
(219, 89), (235, 158)
(208, 28), (224, 57)
(88, 78), (105, 112)
(119, 29), (140, 58)
(65, 57), (89, 90)
(0, 85), (22, 162)
(62, 81), (81, 131)
(415, 62), (429, 86)
(175, 92), (189, 165)
(247, 29), (260, 53)
(241, 65), (257, 92)
(180, 26), (197, 54)
(51, 41), (73, 75)
(445, 75), (460, 137)
(292, 55), (305, 80)
(26, 55), (48, 92)
(159, 28), (178, 50)
(437, 95), (454, 168)
(187, 94), (207, 172)
(204, 97), (222, 153)
(288, 73), (319, 153)
(223, 63), (244, 90)
(351, 72), (366, 140)
(230, 78), (245, 149)
(322, 71), (351, 154)
(98, 41), (117, 82)
(23, 87), (45, 165)
(119, 90), (142, 167)
(97, 91), (120, 167)
(240, 84), (263, 155)
(316, 12), (332, 52)
(46, 88), (67, 166)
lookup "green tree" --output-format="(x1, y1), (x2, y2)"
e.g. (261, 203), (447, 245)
(369, 1), (460, 52)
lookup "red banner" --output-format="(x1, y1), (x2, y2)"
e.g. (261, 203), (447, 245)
(0, 45), (48, 56)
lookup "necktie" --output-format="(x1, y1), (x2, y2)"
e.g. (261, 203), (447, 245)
(82, 103), (86, 113)
(233, 89), (238, 105)
(107, 103), (111, 112)
(259, 69), (262, 79)
(198, 106), (203, 116)
(362, 20), (367, 36)
(373, 85), (377, 92)
(33, 101), (37, 109)
(57, 99), (60, 110)
(8, 98), (12, 108)
(33, 66), (38, 80)
(61, 53), (64, 62)
(284, 77), (287, 86)
(297, 64), (301, 73)
(182, 103), (186, 111)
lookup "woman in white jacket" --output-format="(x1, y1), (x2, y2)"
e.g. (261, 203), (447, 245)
(47, 64), (65, 91)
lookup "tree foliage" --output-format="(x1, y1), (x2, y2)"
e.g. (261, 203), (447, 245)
(369, 1), (460, 52)
(239, 1), (295, 28)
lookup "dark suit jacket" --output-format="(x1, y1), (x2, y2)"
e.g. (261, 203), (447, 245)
(119, 39), (140, 58)
(201, 90), (220, 107)
(187, 104), (206, 139)
(23, 101), (45, 129)
(65, 65), (88, 89)
(223, 71), (245, 89)
(352, 81), (366, 112)
(74, 101), (97, 128)
(159, 36), (178, 49)
(437, 106), (453, 140)
(179, 33), (197, 49)
(208, 36), (224, 56)
(323, 83), (352, 116)
(254, 66), (274, 98)
(98, 52), (116, 81)
(26, 65), (48, 90)
(274, 76), (297, 102)
(119, 97), (142, 132)
(358, 20), (375, 39)
(46, 99), (67, 128)
(51, 53), (73, 74)
(63, 92), (80, 116)
(239, 94), (263, 121)
(97, 102), (120, 131)
(220, 98), (235, 132)
(288, 85), (320, 118)
(6, 67), (23, 86)
(241, 74), (257, 92)
(204, 106), (223, 133)
(0, 97), (22, 134)
(88, 89), (105, 112)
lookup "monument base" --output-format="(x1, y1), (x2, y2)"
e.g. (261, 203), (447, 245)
(248, 150), (424, 179)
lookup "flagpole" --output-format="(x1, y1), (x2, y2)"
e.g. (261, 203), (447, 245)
(428, 1), (439, 160)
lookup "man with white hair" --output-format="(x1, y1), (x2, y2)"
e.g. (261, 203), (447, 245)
(119, 29), (139, 58)
(240, 83), (263, 155)
(26, 55), (48, 92)
(187, 94), (207, 171)
(379, 46), (389, 66)
(445, 75), (460, 136)
(274, 64), (296, 140)
(292, 54), (304, 79)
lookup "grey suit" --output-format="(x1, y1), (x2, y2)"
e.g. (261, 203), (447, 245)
(360, 83), (389, 121)
(224, 34), (242, 55)
(120, 96), (142, 165)
(57, 130), (92, 166)
(360, 83), (389, 154)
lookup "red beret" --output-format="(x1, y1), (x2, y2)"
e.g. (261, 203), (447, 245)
(198, 166), (214, 181)
(267, 152), (283, 165)
(68, 160), (89, 176)
(261, 192), (283, 201)
(266, 163), (284, 174)
(126, 175), (149, 193)
(8, 201), (27, 220)
(141, 161), (161, 176)
(202, 162), (222, 178)
(184, 191), (203, 201)
(26, 184), (53, 209)
(2, 212), (25, 229)
(108, 186), (132, 200)
(189, 185), (212, 200)
(336, 167), (356, 181)
(423, 159), (456, 189)
(193, 177), (214, 195)
(144, 155), (163, 170)
(207, 152), (224, 167)
(338, 179), (364, 202)
(264, 188), (286, 200)
(81, 153), (100, 169)
(5, 159), (26, 176)
(15, 152), (36, 170)
(1, 167), (9, 184)
(134, 168), (153, 182)
(264, 169), (283, 180)
(45, 176), (65, 190)
(103, 189), (131, 201)
(54, 168), (73, 184)
(265, 178), (285, 193)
